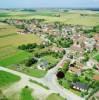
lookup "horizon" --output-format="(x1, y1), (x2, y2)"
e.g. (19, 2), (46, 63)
(0, 7), (99, 9)
(0, 0), (99, 8)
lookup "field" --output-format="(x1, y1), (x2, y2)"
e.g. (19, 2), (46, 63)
(42, 55), (59, 65)
(20, 87), (33, 100)
(0, 10), (99, 26)
(0, 51), (30, 66)
(0, 70), (20, 88)
(0, 23), (42, 66)
(20, 67), (47, 78)
(30, 79), (49, 90)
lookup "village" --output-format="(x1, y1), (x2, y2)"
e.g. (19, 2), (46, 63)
(0, 17), (99, 99)
(0, 19), (99, 97)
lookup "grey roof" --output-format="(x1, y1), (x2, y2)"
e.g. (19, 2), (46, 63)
(72, 82), (88, 90)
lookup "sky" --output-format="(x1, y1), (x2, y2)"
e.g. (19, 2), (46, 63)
(0, 0), (99, 8)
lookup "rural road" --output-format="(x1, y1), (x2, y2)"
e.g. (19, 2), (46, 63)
(41, 54), (84, 100)
(0, 53), (84, 100)
(0, 66), (54, 100)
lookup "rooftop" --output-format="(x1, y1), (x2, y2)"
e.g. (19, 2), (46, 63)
(72, 82), (88, 90)
(93, 75), (99, 81)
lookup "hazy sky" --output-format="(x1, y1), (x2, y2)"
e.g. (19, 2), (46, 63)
(0, 0), (99, 8)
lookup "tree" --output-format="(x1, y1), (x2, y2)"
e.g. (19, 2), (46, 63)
(56, 71), (65, 79)
(18, 43), (37, 51)
(62, 62), (70, 72)
(57, 38), (73, 48)
(83, 55), (89, 62)
(25, 58), (38, 67)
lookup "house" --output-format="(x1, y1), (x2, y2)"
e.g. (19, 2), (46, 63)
(84, 38), (96, 51)
(94, 34), (99, 50)
(17, 30), (26, 34)
(69, 67), (81, 76)
(71, 82), (88, 91)
(70, 44), (84, 57)
(69, 61), (83, 76)
(86, 59), (98, 69)
(71, 34), (87, 45)
(50, 46), (64, 53)
(93, 75), (99, 81)
(37, 60), (48, 70)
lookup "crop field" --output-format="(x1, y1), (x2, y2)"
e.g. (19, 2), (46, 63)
(0, 10), (99, 26)
(0, 23), (42, 66)
(0, 70), (20, 88)
(0, 23), (17, 39)
(0, 51), (30, 66)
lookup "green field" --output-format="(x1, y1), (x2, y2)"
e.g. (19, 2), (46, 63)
(0, 23), (42, 66)
(42, 55), (59, 65)
(30, 79), (49, 90)
(0, 51), (30, 66)
(20, 87), (34, 100)
(22, 68), (47, 78)
(0, 10), (99, 26)
(46, 93), (64, 100)
(0, 70), (20, 88)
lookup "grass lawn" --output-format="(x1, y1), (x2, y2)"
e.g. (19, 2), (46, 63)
(42, 55), (59, 65)
(0, 70), (20, 88)
(20, 87), (34, 100)
(23, 68), (47, 78)
(0, 51), (30, 66)
(46, 93), (64, 100)
(69, 89), (81, 96)
(30, 79), (49, 90)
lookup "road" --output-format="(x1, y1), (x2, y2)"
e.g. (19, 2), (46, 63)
(41, 54), (84, 100)
(0, 53), (84, 100)
(0, 67), (54, 100)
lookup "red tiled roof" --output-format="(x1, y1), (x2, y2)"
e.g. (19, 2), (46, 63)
(93, 75), (99, 81)
(69, 67), (81, 73)
(94, 34), (99, 41)
(70, 45), (83, 52)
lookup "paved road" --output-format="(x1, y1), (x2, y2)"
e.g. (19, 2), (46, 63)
(0, 67), (54, 100)
(0, 53), (84, 100)
(41, 54), (84, 100)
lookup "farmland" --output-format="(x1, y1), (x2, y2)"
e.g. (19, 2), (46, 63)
(0, 8), (99, 100)
(0, 10), (99, 26)
(0, 70), (20, 88)
(0, 22), (42, 66)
